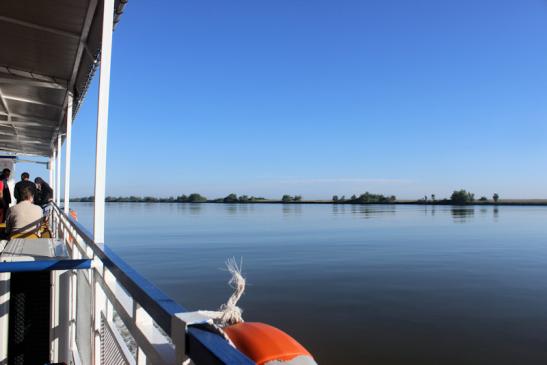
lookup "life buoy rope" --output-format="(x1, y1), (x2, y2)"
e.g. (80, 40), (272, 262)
(218, 257), (245, 325)
(187, 258), (318, 365)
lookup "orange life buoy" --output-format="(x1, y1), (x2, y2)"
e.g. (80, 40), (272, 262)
(224, 322), (317, 365)
(66, 209), (78, 245)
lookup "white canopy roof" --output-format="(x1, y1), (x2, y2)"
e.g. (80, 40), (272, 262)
(0, 0), (127, 156)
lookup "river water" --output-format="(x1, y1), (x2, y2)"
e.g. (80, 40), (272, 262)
(73, 202), (547, 364)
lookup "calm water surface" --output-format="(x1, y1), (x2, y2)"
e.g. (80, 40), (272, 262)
(74, 203), (547, 365)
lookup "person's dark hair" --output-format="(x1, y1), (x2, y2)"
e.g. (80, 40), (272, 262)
(20, 185), (34, 201)
(21, 172), (30, 180)
(2, 168), (10, 175)
(35, 177), (45, 184)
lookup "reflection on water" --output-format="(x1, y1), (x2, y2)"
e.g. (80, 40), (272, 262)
(189, 203), (203, 215)
(451, 207), (475, 222)
(73, 203), (547, 365)
(331, 203), (397, 217)
(282, 203), (302, 216)
(226, 203), (239, 215)
(337, 203), (397, 218)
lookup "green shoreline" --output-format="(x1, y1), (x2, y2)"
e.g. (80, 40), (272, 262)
(68, 190), (546, 206)
(69, 199), (547, 206)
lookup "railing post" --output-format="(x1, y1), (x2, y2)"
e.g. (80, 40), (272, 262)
(64, 94), (72, 214)
(93, 0), (114, 245)
(51, 149), (56, 199)
(69, 255), (77, 356)
(171, 315), (188, 365)
(56, 134), (62, 207)
(94, 280), (107, 365)
(0, 272), (10, 364)
(135, 304), (151, 365)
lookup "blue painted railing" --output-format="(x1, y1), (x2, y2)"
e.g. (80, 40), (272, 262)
(0, 259), (91, 272)
(55, 205), (254, 365)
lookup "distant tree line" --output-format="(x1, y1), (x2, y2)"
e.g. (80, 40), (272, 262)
(333, 192), (396, 203)
(281, 195), (302, 203)
(448, 190), (500, 204)
(71, 194), (209, 203)
(70, 193), (267, 203)
(176, 193), (208, 202)
(210, 194), (268, 203)
(70, 191), (501, 205)
(419, 190), (500, 205)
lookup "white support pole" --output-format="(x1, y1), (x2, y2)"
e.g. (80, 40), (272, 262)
(49, 156), (53, 185)
(64, 94), (73, 214)
(51, 149), (56, 199)
(93, 0), (114, 244)
(56, 134), (62, 207)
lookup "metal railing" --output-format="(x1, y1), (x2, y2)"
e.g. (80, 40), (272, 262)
(50, 204), (254, 365)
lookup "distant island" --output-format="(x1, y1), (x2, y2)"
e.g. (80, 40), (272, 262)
(69, 190), (547, 206)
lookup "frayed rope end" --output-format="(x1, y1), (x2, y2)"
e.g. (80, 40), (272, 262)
(218, 257), (246, 326)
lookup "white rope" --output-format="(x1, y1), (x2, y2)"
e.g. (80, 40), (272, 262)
(218, 257), (246, 326)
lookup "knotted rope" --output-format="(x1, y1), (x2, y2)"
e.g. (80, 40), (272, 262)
(218, 257), (245, 326)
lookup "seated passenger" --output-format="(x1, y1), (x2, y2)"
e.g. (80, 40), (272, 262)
(14, 172), (37, 204)
(6, 186), (44, 237)
(34, 177), (53, 207)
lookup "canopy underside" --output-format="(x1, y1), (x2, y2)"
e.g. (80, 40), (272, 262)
(0, 0), (126, 156)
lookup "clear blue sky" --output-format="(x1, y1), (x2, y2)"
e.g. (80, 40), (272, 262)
(22, 0), (547, 199)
